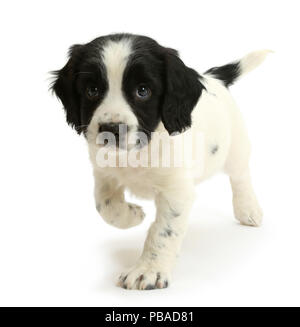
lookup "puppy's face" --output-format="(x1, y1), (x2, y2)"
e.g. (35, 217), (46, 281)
(52, 34), (204, 149)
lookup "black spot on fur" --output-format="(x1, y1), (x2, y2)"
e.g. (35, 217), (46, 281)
(105, 199), (110, 206)
(151, 252), (158, 259)
(205, 61), (240, 87)
(165, 228), (172, 236)
(170, 207), (180, 218)
(211, 145), (219, 154)
(145, 284), (155, 290)
(160, 228), (173, 237)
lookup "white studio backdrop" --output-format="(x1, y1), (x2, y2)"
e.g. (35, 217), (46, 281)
(0, 0), (299, 306)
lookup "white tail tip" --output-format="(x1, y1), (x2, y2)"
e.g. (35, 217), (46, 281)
(240, 49), (273, 76)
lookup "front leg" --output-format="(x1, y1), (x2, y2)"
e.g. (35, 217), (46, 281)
(118, 176), (195, 290)
(94, 171), (145, 229)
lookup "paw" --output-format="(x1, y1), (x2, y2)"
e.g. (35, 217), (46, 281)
(97, 201), (145, 229)
(117, 265), (170, 290)
(125, 203), (145, 229)
(233, 195), (263, 227)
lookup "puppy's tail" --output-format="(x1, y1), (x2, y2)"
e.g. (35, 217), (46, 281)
(205, 49), (273, 87)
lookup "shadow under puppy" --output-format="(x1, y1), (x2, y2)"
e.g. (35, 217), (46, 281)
(51, 33), (269, 290)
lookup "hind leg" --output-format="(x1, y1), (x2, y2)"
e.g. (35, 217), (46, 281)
(229, 169), (263, 226)
(225, 112), (263, 226)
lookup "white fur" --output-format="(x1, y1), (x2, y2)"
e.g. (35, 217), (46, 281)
(87, 40), (267, 290)
(86, 39), (139, 146)
(239, 49), (272, 76)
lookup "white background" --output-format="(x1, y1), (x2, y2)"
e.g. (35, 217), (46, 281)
(0, 0), (299, 307)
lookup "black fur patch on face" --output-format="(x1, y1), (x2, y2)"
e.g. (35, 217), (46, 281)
(51, 35), (133, 134)
(51, 40), (109, 134)
(124, 35), (205, 136)
(52, 33), (205, 136)
(205, 62), (240, 87)
(122, 36), (165, 139)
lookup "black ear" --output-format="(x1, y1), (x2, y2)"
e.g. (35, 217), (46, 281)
(161, 48), (204, 135)
(51, 45), (82, 134)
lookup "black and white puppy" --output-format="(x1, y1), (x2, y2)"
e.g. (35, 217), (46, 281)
(52, 33), (269, 290)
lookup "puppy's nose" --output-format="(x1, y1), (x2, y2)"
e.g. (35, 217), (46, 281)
(99, 123), (120, 136)
(98, 123), (128, 147)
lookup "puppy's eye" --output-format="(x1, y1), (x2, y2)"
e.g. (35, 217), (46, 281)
(86, 86), (100, 100)
(135, 85), (151, 100)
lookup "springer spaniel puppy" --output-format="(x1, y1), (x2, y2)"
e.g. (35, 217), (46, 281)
(52, 33), (269, 290)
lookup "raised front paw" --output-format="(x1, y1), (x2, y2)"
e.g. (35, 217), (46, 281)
(117, 265), (170, 290)
(97, 201), (145, 229)
(125, 203), (145, 228)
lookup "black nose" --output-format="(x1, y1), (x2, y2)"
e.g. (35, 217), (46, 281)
(99, 123), (120, 136)
(98, 123), (128, 147)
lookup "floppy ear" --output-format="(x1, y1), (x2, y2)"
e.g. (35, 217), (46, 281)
(161, 48), (204, 135)
(51, 45), (82, 134)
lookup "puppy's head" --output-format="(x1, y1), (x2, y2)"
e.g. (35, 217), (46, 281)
(51, 34), (204, 148)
